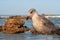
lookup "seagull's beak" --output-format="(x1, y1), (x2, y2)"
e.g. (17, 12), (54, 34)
(26, 16), (29, 20)
(26, 16), (32, 20)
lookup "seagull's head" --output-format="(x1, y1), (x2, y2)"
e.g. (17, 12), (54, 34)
(26, 8), (37, 20)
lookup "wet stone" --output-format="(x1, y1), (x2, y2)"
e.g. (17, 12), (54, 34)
(1, 16), (29, 34)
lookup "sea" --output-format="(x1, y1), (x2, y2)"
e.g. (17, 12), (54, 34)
(0, 18), (60, 40)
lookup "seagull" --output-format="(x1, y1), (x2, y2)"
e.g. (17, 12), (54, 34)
(27, 8), (57, 34)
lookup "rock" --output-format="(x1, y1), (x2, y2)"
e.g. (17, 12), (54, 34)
(2, 25), (19, 34)
(9, 15), (28, 19)
(56, 28), (60, 35)
(23, 27), (29, 32)
(2, 26), (6, 32)
(9, 15), (21, 19)
(41, 13), (54, 16)
(0, 26), (2, 32)
(30, 29), (39, 34)
(5, 18), (25, 26)
(41, 13), (48, 16)
(18, 27), (29, 33)
(1, 16), (29, 34)
(2, 25), (29, 34)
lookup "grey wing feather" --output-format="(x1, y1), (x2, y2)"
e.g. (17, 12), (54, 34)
(38, 15), (57, 30)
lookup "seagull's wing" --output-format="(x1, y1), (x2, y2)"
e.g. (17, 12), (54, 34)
(38, 15), (57, 30)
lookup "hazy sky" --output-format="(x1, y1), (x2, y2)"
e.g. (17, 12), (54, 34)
(0, 0), (60, 15)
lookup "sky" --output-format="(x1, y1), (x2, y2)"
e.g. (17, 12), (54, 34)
(0, 0), (60, 15)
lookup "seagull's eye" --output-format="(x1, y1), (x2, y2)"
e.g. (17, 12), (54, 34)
(30, 11), (33, 14)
